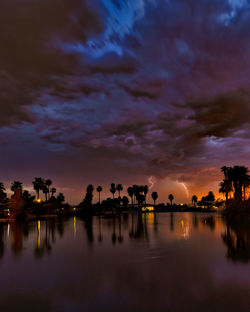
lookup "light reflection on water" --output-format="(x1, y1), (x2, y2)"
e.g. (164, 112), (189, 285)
(0, 212), (250, 311)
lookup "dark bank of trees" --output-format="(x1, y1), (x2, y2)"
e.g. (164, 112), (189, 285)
(79, 183), (156, 215)
(219, 165), (250, 214)
(31, 177), (65, 207)
(0, 183), (7, 204)
(1, 164), (249, 219)
(0, 178), (67, 219)
(78, 182), (217, 215)
(220, 166), (250, 202)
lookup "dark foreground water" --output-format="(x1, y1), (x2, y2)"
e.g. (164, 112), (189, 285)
(0, 212), (250, 312)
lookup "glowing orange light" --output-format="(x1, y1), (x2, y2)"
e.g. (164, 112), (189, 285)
(74, 217), (76, 238)
(37, 220), (41, 248)
(142, 206), (155, 212)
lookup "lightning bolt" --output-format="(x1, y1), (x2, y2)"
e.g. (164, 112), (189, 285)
(148, 176), (156, 189)
(179, 182), (189, 199)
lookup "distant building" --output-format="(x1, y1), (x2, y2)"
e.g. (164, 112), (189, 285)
(142, 205), (155, 212)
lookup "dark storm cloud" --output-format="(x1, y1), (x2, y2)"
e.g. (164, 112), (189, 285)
(187, 89), (250, 138)
(0, 71), (32, 126)
(87, 53), (139, 74)
(0, 0), (104, 126)
(49, 81), (104, 98)
(121, 77), (165, 100)
(1, 0), (250, 202)
(0, 0), (103, 74)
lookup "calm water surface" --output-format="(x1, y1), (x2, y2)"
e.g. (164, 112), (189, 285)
(0, 212), (250, 312)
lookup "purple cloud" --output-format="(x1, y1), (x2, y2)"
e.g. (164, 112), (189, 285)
(1, 0), (250, 203)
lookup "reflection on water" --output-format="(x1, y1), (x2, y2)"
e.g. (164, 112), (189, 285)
(73, 216), (76, 238)
(0, 213), (250, 261)
(1, 213), (250, 311)
(222, 218), (250, 263)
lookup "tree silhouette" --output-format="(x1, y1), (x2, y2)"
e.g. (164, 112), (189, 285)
(126, 184), (149, 209)
(0, 183), (7, 204)
(133, 185), (140, 206)
(136, 193), (145, 207)
(127, 187), (134, 208)
(11, 181), (23, 193)
(151, 192), (158, 206)
(207, 191), (215, 202)
(84, 184), (94, 207)
(96, 186), (103, 204)
(219, 179), (233, 202)
(116, 184), (123, 198)
(79, 184), (95, 211)
(110, 183), (116, 199)
(121, 196), (129, 208)
(201, 191), (215, 208)
(32, 177), (44, 199)
(57, 193), (65, 204)
(51, 187), (56, 197)
(42, 184), (49, 202)
(168, 194), (174, 206)
(23, 190), (35, 206)
(192, 195), (198, 206)
(45, 179), (52, 199)
(221, 166), (250, 201)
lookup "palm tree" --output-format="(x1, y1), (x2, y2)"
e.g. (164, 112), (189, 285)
(151, 192), (158, 206)
(110, 183), (116, 199)
(221, 166), (250, 201)
(168, 194), (174, 206)
(229, 166), (247, 201)
(32, 177), (44, 199)
(96, 186), (103, 204)
(127, 187), (134, 208)
(11, 181), (23, 193)
(133, 185), (140, 206)
(221, 166), (229, 178)
(137, 193), (145, 206)
(219, 180), (233, 202)
(42, 185), (49, 202)
(86, 184), (94, 205)
(45, 179), (52, 199)
(143, 185), (149, 205)
(192, 195), (198, 206)
(116, 184), (123, 198)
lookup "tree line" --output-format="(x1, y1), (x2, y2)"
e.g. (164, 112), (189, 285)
(0, 164), (249, 217)
(0, 178), (65, 206)
(219, 166), (250, 202)
(80, 183), (177, 208)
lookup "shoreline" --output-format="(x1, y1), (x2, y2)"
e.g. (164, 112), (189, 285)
(0, 209), (220, 223)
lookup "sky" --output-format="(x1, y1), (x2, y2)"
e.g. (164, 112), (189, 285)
(1, 0), (250, 204)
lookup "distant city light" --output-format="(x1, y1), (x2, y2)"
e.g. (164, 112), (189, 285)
(142, 206), (155, 212)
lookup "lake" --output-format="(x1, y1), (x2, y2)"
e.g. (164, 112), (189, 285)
(0, 212), (250, 312)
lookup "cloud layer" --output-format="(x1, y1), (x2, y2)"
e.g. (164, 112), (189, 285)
(1, 0), (250, 203)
